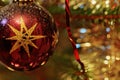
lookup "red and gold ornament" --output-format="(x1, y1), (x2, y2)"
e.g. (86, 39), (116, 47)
(0, 0), (58, 71)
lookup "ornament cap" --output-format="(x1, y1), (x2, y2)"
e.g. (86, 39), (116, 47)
(13, 0), (33, 2)
(13, 0), (33, 5)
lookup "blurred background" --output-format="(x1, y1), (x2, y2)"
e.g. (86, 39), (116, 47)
(0, 0), (120, 80)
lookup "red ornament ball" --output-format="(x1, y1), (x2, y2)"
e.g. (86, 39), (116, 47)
(0, 1), (58, 71)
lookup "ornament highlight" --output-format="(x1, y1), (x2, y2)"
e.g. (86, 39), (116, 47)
(0, 0), (58, 71)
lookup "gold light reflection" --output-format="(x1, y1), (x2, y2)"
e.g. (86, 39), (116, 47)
(81, 42), (91, 47)
(91, 0), (96, 5)
(105, 0), (110, 8)
(104, 77), (109, 80)
(106, 56), (111, 60)
(116, 57), (120, 60)
(107, 34), (111, 39)
(96, 4), (101, 9)
(104, 60), (109, 64)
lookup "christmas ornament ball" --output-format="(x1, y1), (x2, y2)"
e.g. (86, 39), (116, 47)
(0, 1), (58, 71)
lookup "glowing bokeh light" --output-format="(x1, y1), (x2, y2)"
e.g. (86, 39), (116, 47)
(0, 18), (7, 26)
(106, 27), (110, 32)
(76, 44), (81, 48)
(79, 28), (87, 33)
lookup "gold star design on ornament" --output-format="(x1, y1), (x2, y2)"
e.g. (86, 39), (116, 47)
(6, 17), (46, 57)
(52, 32), (58, 47)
